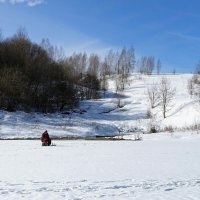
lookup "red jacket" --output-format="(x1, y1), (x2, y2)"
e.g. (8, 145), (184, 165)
(41, 131), (50, 144)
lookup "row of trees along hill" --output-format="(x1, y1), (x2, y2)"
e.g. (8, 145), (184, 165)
(0, 28), (137, 113)
(188, 62), (200, 99)
(137, 56), (162, 75)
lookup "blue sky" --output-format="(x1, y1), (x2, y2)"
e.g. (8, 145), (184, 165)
(0, 0), (200, 73)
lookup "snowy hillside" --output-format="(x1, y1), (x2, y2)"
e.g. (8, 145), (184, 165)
(0, 73), (199, 139)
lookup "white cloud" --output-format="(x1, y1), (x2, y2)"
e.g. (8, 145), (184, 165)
(168, 32), (200, 42)
(0, 0), (45, 6)
(48, 24), (118, 58)
(63, 38), (117, 59)
(27, 0), (44, 7)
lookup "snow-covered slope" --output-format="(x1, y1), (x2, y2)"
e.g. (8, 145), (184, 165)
(0, 73), (199, 139)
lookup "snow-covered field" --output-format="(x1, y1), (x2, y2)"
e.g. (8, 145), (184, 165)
(1, 73), (200, 199)
(0, 133), (200, 199)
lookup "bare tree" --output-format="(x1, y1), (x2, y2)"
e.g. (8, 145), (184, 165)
(127, 47), (135, 73)
(104, 49), (115, 75)
(112, 47), (135, 107)
(147, 83), (160, 108)
(100, 61), (108, 95)
(139, 56), (147, 74)
(187, 79), (194, 98)
(139, 56), (155, 75)
(158, 77), (176, 118)
(88, 54), (100, 77)
(190, 63), (200, 100)
(82, 54), (100, 99)
(41, 38), (65, 62)
(80, 53), (87, 77)
(118, 48), (127, 90)
(156, 59), (161, 74)
(99, 51), (114, 94)
(146, 56), (155, 75)
(116, 47), (135, 90)
(53, 46), (65, 62)
(14, 27), (28, 40)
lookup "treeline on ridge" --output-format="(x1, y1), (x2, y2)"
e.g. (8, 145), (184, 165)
(0, 28), (138, 113)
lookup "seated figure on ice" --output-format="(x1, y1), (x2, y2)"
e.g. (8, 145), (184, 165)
(41, 130), (51, 146)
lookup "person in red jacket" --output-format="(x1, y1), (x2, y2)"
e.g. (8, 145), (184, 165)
(41, 130), (51, 146)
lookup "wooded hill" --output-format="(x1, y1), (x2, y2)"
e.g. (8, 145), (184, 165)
(0, 29), (135, 112)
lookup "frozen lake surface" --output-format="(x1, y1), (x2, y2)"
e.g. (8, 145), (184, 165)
(0, 134), (200, 200)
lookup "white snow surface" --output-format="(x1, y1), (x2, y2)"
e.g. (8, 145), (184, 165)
(0, 73), (199, 139)
(0, 133), (200, 199)
(1, 74), (200, 199)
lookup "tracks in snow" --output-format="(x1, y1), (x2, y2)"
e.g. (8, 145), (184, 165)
(1, 178), (200, 200)
(168, 99), (200, 117)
